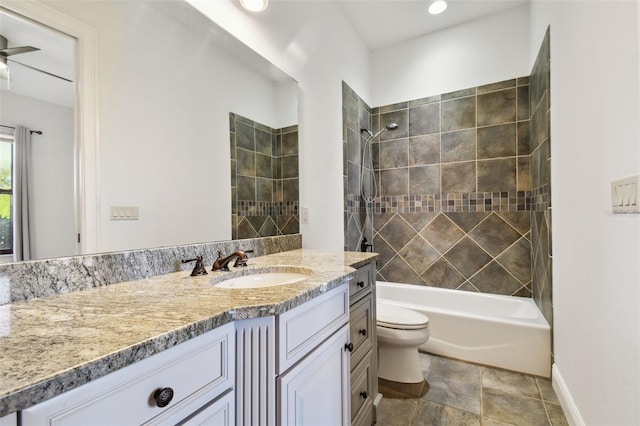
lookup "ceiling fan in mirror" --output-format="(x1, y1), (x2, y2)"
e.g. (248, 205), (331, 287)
(0, 35), (71, 86)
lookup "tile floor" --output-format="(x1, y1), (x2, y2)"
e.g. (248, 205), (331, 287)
(377, 353), (568, 426)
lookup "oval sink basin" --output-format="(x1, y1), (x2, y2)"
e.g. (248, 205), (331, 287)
(213, 269), (311, 289)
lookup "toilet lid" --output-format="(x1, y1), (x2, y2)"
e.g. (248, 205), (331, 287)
(377, 303), (429, 330)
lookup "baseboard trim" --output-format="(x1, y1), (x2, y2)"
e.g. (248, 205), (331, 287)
(552, 363), (586, 426)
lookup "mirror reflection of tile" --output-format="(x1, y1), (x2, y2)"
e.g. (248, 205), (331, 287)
(230, 113), (299, 240)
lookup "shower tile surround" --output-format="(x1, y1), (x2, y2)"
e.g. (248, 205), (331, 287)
(343, 79), (533, 296)
(530, 29), (552, 329)
(343, 83), (374, 252)
(342, 28), (551, 304)
(230, 113), (299, 239)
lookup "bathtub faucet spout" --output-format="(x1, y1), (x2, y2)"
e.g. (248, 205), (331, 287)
(361, 238), (373, 252)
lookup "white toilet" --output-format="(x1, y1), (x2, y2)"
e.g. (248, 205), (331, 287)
(376, 302), (430, 384)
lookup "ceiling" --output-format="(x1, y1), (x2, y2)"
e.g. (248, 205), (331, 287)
(336, 0), (529, 50)
(0, 0), (528, 107)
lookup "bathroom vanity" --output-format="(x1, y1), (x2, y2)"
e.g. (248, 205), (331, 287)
(0, 249), (377, 425)
(348, 261), (379, 426)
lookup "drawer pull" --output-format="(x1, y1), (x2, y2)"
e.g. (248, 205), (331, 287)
(359, 328), (367, 336)
(344, 343), (354, 352)
(356, 281), (365, 288)
(153, 387), (174, 408)
(360, 391), (368, 399)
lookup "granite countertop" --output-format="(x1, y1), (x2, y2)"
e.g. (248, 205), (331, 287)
(0, 249), (377, 416)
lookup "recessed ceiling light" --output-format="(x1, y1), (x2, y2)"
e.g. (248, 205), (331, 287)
(428, 0), (448, 15)
(239, 0), (268, 12)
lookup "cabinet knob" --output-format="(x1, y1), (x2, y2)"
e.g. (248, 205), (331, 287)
(360, 391), (368, 399)
(344, 342), (354, 352)
(357, 281), (365, 288)
(153, 387), (174, 408)
(359, 328), (367, 336)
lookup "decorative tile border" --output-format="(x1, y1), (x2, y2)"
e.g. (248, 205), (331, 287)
(237, 201), (299, 216)
(530, 184), (550, 212)
(348, 192), (535, 213)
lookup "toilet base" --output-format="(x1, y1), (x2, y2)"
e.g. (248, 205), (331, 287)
(378, 344), (425, 383)
(379, 377), (429, 399)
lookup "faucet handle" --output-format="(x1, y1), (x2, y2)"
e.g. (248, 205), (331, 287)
(212, 251), (227, 271)
(233, 249), (253, 267)
(182, 255), (208, 276)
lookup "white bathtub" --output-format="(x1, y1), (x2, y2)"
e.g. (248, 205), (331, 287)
(377, 281), (551, 377)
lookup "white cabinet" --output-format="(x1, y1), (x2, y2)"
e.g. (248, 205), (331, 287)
(0, 413), (17, 426)
(277, 324), (350, 426)
(276, 283), (350, 373)
(235, 283), (351, 426)
(177, 390), (234, 425)
(22, 322), (235, 426)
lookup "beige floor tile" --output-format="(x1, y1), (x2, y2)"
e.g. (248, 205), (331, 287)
(425, 354), (482, 385)
(482, 367), (541, 399)
(536, 378), (560, 404)
(378, 354), (569, 426)
(419, 352), (434, 374)
(412, 399), (481, 426)
(482, 387), (549, 426)
(423, 374), (481, 415)
(482, 418), (517, 426)
(377, 397), (418, 426)
(545, 402), (569, 426)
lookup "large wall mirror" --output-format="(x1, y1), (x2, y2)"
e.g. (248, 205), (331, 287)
(0, 0), (298, 263)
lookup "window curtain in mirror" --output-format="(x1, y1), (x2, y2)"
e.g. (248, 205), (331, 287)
(13, 126), (31, 261)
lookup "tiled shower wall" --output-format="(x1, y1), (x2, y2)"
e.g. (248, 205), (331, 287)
(230, 113), (299, 239)
(530, 28), (552, 325)
(343, 83), (373, 252)
(342, 29), (551, 300)
(370, 79), (534, 296)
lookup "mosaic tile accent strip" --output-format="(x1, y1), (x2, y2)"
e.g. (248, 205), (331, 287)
(372, 192), (531, 213)
(237, 201), (299, 216)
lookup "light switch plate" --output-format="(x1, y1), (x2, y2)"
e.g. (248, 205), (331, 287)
(110, 206), (139, 220)
(611, 175), (640, 213)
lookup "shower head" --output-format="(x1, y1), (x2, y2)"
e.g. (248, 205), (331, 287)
(361, 128), (374, 138)
(366, 122), (399, 140)
(361, 123), (399, 141)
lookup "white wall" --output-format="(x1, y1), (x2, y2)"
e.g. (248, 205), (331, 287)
(371, 4), (530, 106)
(530, 1), (640, 425)
(0, 91), (76, 259)
(39, 0), (291, 253)
(187, 0), (371, 251)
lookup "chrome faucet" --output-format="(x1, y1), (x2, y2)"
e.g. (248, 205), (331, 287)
(212, 250), (253, 271)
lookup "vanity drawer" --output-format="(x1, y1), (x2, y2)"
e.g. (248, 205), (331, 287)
(349, 263), (374, 303)
(350, 352), (374, 426)
(276, 283), (349, 374)
(349, 293), (373, 367)
(22, 323), (234, 426)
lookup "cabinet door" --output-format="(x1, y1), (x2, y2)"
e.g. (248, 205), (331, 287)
(277, 325), (350, 426)
(0, 414), (17, 426)
(349, 294), (373, 367)
(177, 390), (234, 426)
